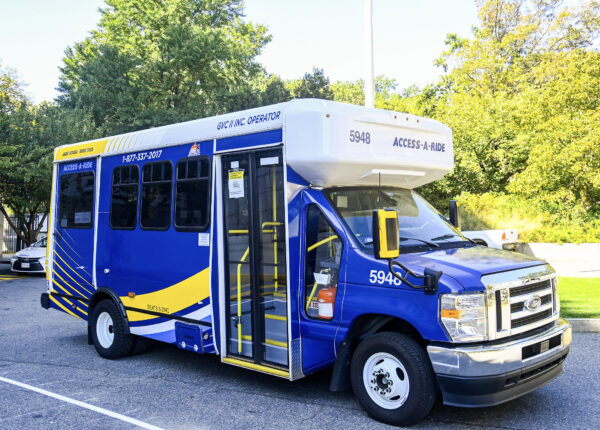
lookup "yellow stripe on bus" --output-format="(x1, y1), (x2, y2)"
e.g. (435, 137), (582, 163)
(54, 139), (108, 161)
(121, 268), (210, 322)
(49, 294), (82, 319)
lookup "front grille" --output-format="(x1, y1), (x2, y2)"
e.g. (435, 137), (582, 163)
(510, 280), (549, 297)
(511, 293), (551, 313)
(483, 267), (558, 340)
(18, 257), (41, 262)
(505, 279), (555, 334)
(512, 309), (553, 329)
(13, 259), (43, 271)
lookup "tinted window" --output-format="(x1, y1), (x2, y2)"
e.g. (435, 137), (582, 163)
(59, 172), (95, 229)
(175, 157), (211, 230)
(140, 162), (172, 230)
(110, 165), (139, 229)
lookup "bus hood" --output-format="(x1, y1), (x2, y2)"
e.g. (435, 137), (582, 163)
(402, 245), (547, 291)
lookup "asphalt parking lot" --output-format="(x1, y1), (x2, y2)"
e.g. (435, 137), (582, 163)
(1, 264), (599, 430)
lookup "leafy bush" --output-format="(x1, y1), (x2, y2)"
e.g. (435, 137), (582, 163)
(457, 193), (600, 243)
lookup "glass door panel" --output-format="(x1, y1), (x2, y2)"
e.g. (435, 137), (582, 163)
(222, 148), (288, 367)
(255, 150), (288, 366)
(222, 154), (253, 358)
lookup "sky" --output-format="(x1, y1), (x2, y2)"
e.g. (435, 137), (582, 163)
(0, 0), (479, 104)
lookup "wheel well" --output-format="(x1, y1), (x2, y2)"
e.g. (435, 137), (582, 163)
(346, 314), (425, 348)
(88, 288), (130, 334)
(472, 238), (488, 246)
(329, 314), (426, 392)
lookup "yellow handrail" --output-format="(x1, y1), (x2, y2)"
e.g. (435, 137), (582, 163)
(304, 233), (338, 312)
(237, 247), (250, 353)
(307, 235), (338, 252)
(305, 281), (319, 313)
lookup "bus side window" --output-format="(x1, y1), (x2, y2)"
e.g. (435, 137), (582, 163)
(59, 172), (95, 229)
(304, 205), (343, 320)
(140, 161), (173, 230)
(174, 157), (211, 231)
(110, 165), (139, 229)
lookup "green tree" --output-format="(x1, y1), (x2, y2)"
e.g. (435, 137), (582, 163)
(58, 0), (270, 134)
(418, 0), (600, 213)
(332, 79), (363, 105)
(288, 68), (334, 100)
(1, 65), (100, 246)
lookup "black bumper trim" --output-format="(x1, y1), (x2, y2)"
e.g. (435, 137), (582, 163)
(437, 347), (570, 407)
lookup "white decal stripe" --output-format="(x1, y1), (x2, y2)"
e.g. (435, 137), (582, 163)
(0, 376), (164, 430)
(129, 306), (212, 336)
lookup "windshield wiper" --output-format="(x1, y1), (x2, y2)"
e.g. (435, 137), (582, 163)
(430, 233), (476, 244)
(400, 237), (440, 247)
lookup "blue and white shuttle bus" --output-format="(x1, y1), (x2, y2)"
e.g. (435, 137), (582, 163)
(41, 99), (571, 425)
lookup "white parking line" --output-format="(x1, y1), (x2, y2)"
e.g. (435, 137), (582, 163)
(0, 376), (164, 430)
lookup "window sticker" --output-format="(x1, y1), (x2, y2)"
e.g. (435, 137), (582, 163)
(337, 195), (348, 208)
(74, 212), (92, 224)
(198, 233), (210, 246)
(188, 143), (200, 157)
(260, 156), (279, 166)
(228, 170), (244, 199)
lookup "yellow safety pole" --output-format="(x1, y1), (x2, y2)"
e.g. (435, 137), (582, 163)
(307, 235), (338, 252)
(237, 247), (250, 353)
(306, 282), (319, 313)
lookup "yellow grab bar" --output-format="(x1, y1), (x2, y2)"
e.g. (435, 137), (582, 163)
(305, 281), (319, 313)
(237, 247), (250, 353)
(307, 235), (338, 252)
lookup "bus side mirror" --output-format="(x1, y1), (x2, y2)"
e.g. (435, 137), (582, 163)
(372, 209), (400, 260)
(449, 200), (461, 230)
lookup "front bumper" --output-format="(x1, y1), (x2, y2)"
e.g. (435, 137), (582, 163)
(427, 318), (571, 407)
(11, 260), (45, 274)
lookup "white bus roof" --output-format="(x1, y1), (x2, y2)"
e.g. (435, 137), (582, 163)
(54, 99), (453, 189)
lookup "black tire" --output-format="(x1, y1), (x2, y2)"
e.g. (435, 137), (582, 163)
(91, 299), (134, 359)
(350, 332), (437, 426)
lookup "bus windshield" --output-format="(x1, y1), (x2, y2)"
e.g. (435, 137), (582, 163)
(325, 188), (468, 250)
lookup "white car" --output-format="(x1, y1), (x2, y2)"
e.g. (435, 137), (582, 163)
(462, 229), (518, 250)
(10, 237), (47, 274)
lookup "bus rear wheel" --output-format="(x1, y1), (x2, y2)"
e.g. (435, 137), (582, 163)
(350, 332), (436, 426)
(91, 299), (134, 359)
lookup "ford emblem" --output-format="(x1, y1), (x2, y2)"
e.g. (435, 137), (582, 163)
(524, 295), (542, 311)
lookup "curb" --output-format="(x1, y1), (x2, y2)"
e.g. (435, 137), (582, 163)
(567, 318), (600, 333)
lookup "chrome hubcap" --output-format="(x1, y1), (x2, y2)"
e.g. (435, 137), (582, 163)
(363, 352), (410, 409)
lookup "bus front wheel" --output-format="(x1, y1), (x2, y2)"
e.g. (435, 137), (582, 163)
(350, 332), (437, 426)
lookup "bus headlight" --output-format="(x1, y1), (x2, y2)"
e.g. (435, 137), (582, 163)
(440, 293), (487, 342)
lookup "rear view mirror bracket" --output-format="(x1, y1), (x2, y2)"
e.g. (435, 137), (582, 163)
(388, 259), (441, 295)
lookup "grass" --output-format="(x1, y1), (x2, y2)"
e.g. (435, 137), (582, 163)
(558, 277), (600, 319)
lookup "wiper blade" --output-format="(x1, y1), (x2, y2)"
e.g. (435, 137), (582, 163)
(400, 237), (440, 247)
(430, 233), (476, 244)
(430, 233), (461, 241)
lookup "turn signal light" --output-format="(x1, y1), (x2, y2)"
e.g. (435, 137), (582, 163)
(441, 309), (460, 319)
